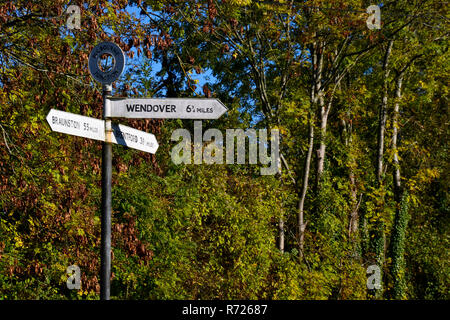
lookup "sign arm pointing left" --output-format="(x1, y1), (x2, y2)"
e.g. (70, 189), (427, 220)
(46, 109), (158, 154)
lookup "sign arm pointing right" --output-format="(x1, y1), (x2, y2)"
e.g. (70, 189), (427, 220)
(107, 97), (228, 120)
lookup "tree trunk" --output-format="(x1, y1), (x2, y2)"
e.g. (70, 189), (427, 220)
(298, 116), (314, 258)
(278, 218), (285, 253)
(315, 96), (327, 187)
(313, 41), (326, 188)
(392, 74), (403, 194)
(372, 39), (393, 299)
(296, 40), (324, 258)
(389, 72), (410, 299)
(342, 116), (360, 238)
(348, 133), (361, 237)
(377, 40), (393, 182)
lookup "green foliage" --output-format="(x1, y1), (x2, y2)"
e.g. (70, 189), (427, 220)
(389, 191), (410, 299)
(0, 0), (447, 300)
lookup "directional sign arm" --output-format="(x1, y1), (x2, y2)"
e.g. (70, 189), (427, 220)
(46, 109), (159, 154)
(108, 98), (228, 119)
(111, 123), (159, 154)
(46, 109), (105, 141)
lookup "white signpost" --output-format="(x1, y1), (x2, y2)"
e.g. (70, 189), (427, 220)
(111, 123), (159, 154)
(47, 41), (229, 301)
(108, 97), (228, 119)
(46, 109), (105, 142)
(46, 109), (159, 154)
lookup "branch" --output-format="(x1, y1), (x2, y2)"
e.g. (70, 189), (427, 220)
(0, 124), (12, 155)
(280, 153), (296, 185)
(393, 54), (424, 78)
(4, 50), (93, 89)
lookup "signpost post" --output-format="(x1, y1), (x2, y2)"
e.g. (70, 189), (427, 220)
(100, 84), (112, 300)
(88, 42), (125, 301)
(48, 41), (228, 300)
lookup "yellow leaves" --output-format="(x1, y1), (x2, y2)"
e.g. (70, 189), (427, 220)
(41, 200), (58, 222)
(285, 102), (297, 114)
(254, 0), (291, 14)
(230, 0), (252, 6)
(61, 90), (71, 101)
(32, 48), (42, 58)
(76, 228), (85, 236)
(272, 125), (287, 135)
(418, 80), (427, 89)
(8, 91), (19, 104)
(0, 89), (7, 103)
(408, 167), (440, 193)
(14, 235), (23, 248)
(425, 168), (440, 179)
(27, 216), (38, 231)
(408, 193), (420, 207)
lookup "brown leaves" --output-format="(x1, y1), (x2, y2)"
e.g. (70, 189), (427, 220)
(202, 21), (214, 34)
(203, 84), (212, 98)
(164, 5), (176, 15)
(117, 162), (128, 173)
(113, 216), (153, 263)
(0, 242), (4, 260)
(207, 0), (218, 20)
(221, 44), (230, 54)
(140, 34), (173, 51)
(230, 18), (238, 29)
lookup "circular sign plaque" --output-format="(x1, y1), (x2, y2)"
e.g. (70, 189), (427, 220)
(88, 42), (125, 84)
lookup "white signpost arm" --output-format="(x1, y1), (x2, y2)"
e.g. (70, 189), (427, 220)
(108, 97), (228, 119)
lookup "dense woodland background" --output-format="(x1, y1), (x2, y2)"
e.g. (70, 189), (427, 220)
(0, 0), (448, 299)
